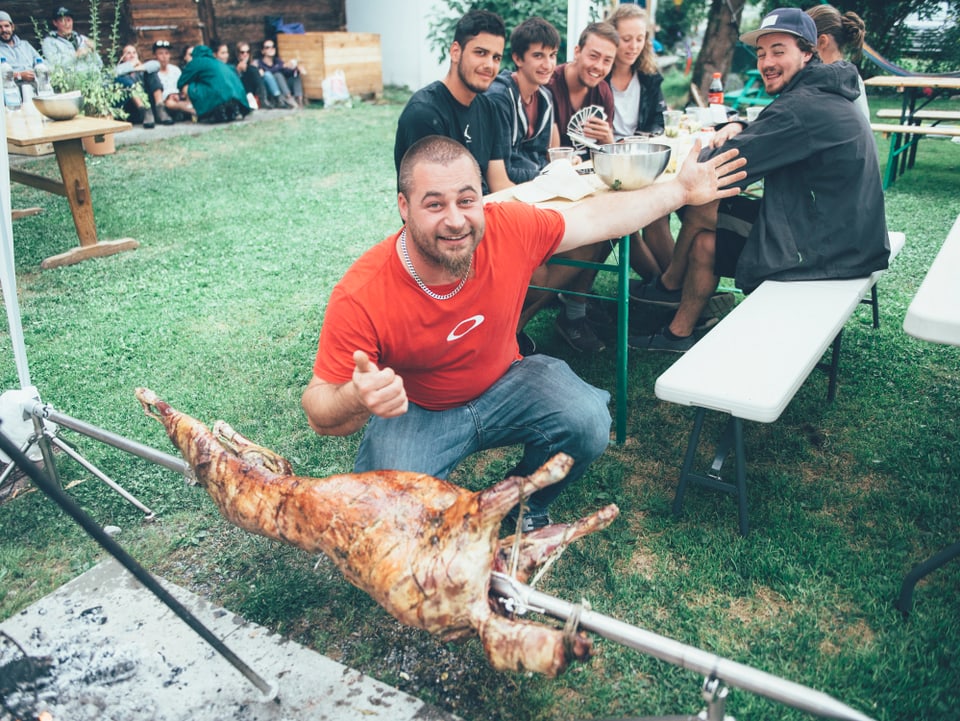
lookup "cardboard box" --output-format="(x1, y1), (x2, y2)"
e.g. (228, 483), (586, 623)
(277, 32), (383, 101)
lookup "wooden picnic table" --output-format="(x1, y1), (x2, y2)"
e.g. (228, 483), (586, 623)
(864, 74), (960, 188)
(6, 114), (136, 269)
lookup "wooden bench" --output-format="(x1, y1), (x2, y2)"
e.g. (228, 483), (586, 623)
(654, 232), (906, 536)
(870, 118), (960, 189)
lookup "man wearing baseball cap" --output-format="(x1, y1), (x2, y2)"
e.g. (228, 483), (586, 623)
(0, 11), (41, 83)
(41, 6), (103, 73)
(631, 7), (889, 352)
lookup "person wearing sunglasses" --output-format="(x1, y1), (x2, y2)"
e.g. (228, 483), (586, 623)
(253, 39), (301, 108)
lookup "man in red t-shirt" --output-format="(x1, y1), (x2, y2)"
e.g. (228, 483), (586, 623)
(302, 135), (745, 531)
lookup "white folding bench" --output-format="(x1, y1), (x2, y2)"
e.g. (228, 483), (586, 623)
(654, 232), (905, 535)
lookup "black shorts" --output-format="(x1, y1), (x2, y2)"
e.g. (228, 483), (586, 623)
(714, 195), (761, 279)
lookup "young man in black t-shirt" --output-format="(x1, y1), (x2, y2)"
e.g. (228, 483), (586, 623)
(393, 10), (512, 194)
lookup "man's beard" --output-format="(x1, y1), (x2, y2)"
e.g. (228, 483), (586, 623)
(408, 224), (481, 278)
(457, 63), (492, 95)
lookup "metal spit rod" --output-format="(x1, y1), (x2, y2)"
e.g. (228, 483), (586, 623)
(0, 423), (278, 702)
(30, 402), (192, 478)
(490, 573), (875, 721)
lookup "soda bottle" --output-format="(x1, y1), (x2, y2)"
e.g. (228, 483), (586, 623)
(34, 57), (54, 98)
(1, 57), (22, 111)
(708, 72), (724, 106)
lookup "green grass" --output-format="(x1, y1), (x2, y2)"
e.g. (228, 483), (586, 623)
(1, 92), (959, 721)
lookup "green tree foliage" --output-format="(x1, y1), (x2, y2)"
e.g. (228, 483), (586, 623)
(426, 0), (607, 69)
(752, 0), (960, 74)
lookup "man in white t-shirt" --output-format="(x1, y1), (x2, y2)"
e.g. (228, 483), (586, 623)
(152, 39), (193, 120)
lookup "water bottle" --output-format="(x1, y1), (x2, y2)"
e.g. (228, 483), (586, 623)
(707, 72), (724, 106)
(1, 57), (22, 111)
(34, 57), (54, 98)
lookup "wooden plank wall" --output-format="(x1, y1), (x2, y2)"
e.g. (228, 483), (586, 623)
(5, 0), (344, 67)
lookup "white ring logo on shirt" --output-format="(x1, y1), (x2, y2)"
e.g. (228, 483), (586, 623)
(448, 315), (485, 341)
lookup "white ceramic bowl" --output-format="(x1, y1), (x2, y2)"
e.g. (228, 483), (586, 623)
(592, 142), (672, 190)
(33, 92), (82, 121)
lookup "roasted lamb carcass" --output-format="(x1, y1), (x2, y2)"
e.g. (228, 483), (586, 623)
(135, 388), (619, 676)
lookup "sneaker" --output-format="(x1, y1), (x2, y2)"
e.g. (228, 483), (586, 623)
(628, 327), (697, 353)
(704, 292), (736, 320)
(555, 314), (606, 353)
(585, 298), (616, 330)
(142, 108), (155, 129)
(156, 105), (174, 125)
(504, 509), (552, 533)
(517, 330), (537, 356)
(629, 275), (682, 308)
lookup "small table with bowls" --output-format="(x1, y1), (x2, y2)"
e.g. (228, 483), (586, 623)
(6, 113), (136, 269)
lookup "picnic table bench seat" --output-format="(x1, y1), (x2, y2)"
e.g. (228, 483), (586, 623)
(654, 232), (905, 536)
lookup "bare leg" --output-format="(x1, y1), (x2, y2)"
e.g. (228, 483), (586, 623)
(660, 200), (719, 291)
(628, 231), (661, 279)
(641, 215), (675, 272)
(518, 243), (609, 331)
(669, 230), (720, 337)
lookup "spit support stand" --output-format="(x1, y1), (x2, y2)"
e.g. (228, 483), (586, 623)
(700, 675), (733, 721)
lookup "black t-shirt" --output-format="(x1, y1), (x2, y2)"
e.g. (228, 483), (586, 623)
(394, 81), (508, 193)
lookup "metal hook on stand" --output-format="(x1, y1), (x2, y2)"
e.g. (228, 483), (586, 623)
(699, 676), (732, 721)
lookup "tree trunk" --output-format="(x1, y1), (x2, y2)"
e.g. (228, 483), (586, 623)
(689, 0), (746, 106)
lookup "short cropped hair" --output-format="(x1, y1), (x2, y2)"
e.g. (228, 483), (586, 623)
(510, 17), (561, 60)
(578, 21), (620, 51)
(454, 9), (506, 48)
(398, 135), (482, 198)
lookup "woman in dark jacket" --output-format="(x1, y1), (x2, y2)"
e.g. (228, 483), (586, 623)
(605, 4), (673, 279)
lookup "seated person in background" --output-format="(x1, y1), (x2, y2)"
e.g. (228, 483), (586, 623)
(41, 6), (101, 72)
(630, 8), (889, 353)
(301, 134), (745, 531)
(605, 4), (675, 282)
(254, 39), (302, 108)
(485, 17), (561, 184)
(153, 39), (193, 120)
(0, 11), (40, 87)
(394, 9), (512, 194)
(518, 22), (619, 354)
(178, 44), (250, 123)
(806, 3), (869, 120)
(234, 40), (272, 109)
(114, 43), (167, 128)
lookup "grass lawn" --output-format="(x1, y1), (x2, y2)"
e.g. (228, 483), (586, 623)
(1, 90), (958, 721)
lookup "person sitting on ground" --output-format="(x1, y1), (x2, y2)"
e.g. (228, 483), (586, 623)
(394, 9), (512, 194)
(605, 4), (675, 282)
(301, 134), (745, 531)
(254, 38), (302, 108)
(485, 17), (561, 184)
(629, 7), (889, 353)
(152, 39), (193, 121)
(0, 11), (40, 88)
(41, 6), (101, 73)
(114, 43), (167, 128)
(178, 43), (250, 123)
(234, 40), (271, 109)
(517, 21), (619, 354)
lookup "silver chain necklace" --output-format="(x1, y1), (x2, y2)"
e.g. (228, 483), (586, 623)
(399, 228), (472, 301)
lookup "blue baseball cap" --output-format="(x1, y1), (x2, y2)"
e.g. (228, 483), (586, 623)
(740, 8), (817, 47)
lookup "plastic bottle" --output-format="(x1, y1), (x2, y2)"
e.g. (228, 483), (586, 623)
(1, 57), (22, 111)
(34, 57), (53, 98)
(708, 72), (724, 106)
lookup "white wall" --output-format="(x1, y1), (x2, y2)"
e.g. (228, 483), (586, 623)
(344, 0), (447, 92)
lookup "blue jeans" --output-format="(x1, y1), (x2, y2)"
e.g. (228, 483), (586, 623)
(354, 354), (611, 512)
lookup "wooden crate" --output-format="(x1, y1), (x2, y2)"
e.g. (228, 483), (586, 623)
(277, 32), (383, 101)
(8, 141), (54, 157)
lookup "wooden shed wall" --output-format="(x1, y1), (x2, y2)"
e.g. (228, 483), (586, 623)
(6, 0), (344, 66)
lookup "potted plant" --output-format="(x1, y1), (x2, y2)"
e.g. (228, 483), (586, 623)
(39, 0), (144, 153)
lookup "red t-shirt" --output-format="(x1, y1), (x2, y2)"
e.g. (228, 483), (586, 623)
(313, 202), (565, 410)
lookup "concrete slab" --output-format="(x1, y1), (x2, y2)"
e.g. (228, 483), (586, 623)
(0, 557), (458, 721)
